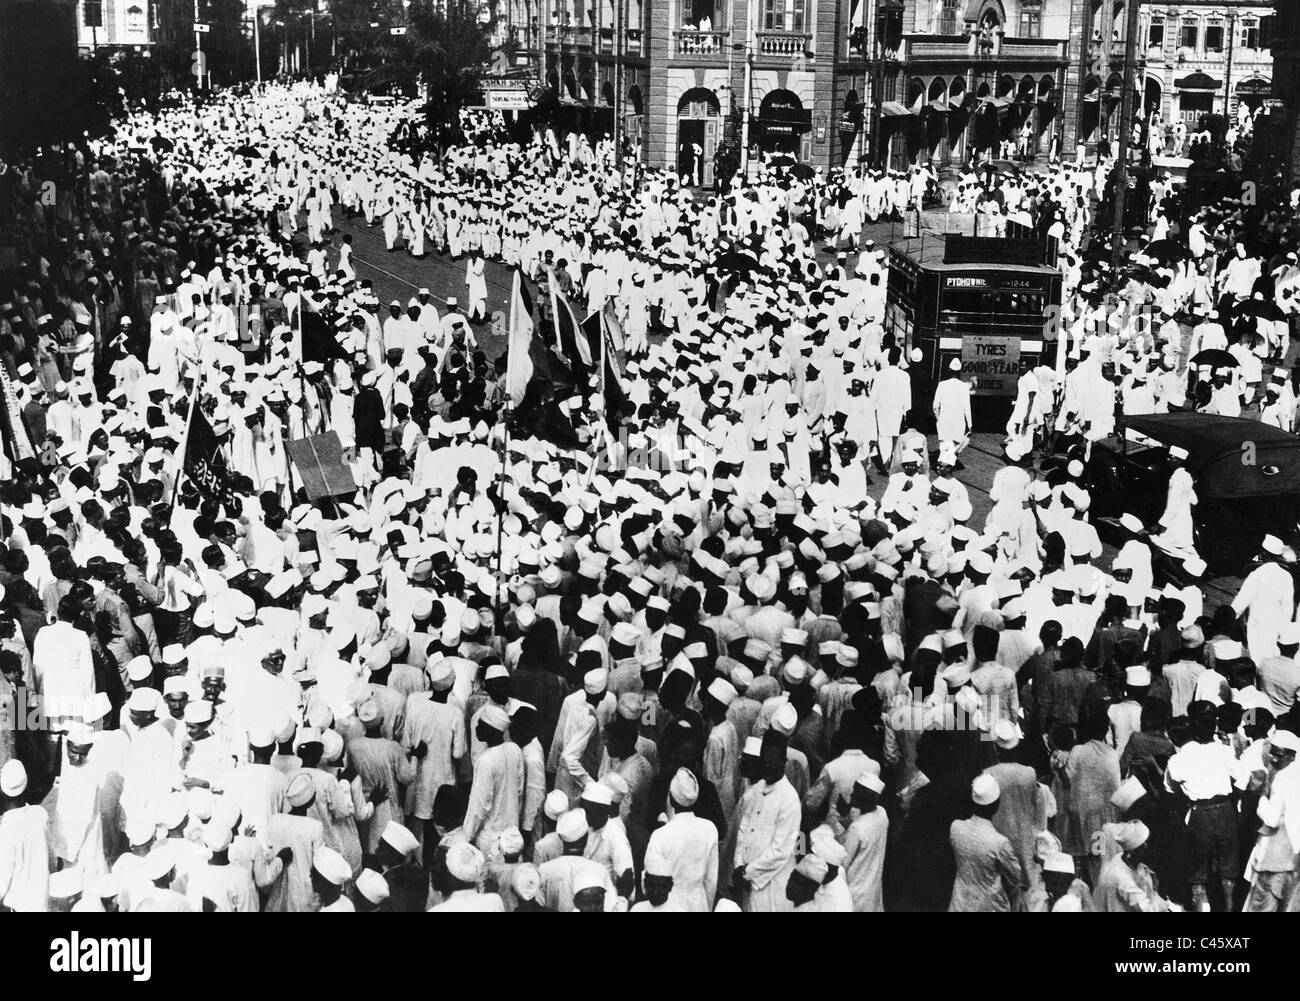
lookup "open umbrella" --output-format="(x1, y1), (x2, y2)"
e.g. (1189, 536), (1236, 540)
(768, 155), (797, 169)
(712, 251), (759, 276)
(149, 136), (174, 152)
(1123, 264), (1166, 288)
(1142, 239), (1192, 264)
(1234, 298), (1286, 321)
(1190, 348), (1238, 369)
(233, 144), (263, 159)
(790, 163), (816, 180)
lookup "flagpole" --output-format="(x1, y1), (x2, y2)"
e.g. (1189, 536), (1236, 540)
(493, 271), (524, 632)
(170, 365), (203, 511)
(599, 304), (607, 401)
(492, 408), (510, 633)
(547, 271), (561, 352)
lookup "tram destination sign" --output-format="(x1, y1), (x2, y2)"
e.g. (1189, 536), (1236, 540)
(944, 235), (1046, 266)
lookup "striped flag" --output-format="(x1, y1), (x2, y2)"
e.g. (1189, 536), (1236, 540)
(582, 304), (630, 433)
(507, 268), (574, 409)
(506, 269), (537, 406)
(548, 270), (593, 379)
(600, 300), (625, 354)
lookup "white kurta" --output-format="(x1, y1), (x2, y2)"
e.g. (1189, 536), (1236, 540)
(734, 777), (801, 913)
(841, 807), (889, 911)
(1232, 561), (1295, 663)
(933, 377), (972, 444)
(0, 805), (49, 912)
(644, 811), (719, 912)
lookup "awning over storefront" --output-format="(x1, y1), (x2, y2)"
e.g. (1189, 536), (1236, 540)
(881, 101), (914, 117)
(757, 110), (812, 135)
(1176, 71), (1222, 91)
(1236, 77), (1272, 96)
(758, 91), (812, 135)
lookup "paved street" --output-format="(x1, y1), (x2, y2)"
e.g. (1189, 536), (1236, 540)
(322, 210), (1242, 603)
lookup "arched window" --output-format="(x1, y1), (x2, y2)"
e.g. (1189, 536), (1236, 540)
(677, 87), (720, 118)
(126, 3), (144, 32)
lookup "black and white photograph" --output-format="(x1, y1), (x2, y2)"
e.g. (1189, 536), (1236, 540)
(0, 0), (1297, 974)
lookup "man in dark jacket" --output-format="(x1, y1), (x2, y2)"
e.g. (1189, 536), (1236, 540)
(353, 369), (386, 470)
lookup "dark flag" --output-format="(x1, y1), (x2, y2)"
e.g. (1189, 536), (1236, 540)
(507, 269), (575, 407)
(582, 303), (630, 433)
(0, 366), (34, 465)
(507, 270), (579, 447)
(547, 271), (593, 386)
(181, 402), (239, 507)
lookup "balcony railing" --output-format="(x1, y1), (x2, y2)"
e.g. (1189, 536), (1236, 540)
(899, 33), (1066, 61)
(673, 29), (730, 57)
(1002, 37), (1067, 59)
(905, 34), (974, 58)
(756, 30), (811, 59)
(553, 25), (593, 48)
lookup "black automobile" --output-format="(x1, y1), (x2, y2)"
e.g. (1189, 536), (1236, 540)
(1087, 413), (1300, 576)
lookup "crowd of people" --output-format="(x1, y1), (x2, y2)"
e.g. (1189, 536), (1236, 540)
(0, 76), (1298, 915)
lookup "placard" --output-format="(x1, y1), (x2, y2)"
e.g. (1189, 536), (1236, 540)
(961, 334), (1021, 395)
(286, 432), (357, 500)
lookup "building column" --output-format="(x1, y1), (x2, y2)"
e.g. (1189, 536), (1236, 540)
(645, 0), (673, 169)
(1060, 0), (1091, 154)
(810, 0), (837, 169)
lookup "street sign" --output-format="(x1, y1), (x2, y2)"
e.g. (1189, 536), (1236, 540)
(487, 88), (531, 111)
(194, 22), (210, 32)
(389, 26), (407, 35)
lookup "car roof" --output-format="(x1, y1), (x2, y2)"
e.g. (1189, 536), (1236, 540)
(1117, 414), (1300, 499)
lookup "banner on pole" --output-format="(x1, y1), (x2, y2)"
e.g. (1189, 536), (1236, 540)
(285, 432), (357, 501)
(182, 405), (239, 507)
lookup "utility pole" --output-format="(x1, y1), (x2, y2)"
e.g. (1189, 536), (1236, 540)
(869, 0), (897, 166)
(1075, 0), (1096, 159)
(254, 8), (262, 85)
(870, 1), (884, 165)
(739, 0), (755, 175)
(1223, 10), (1238, 123)
(194, 0), (203, 90)
(1109, 0), (1142, 267)
(539, 0), (546, 92)
(613, 0), (624, 170)
(859, 0), (875, 165)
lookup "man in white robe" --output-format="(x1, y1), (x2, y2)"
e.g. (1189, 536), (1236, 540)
(933, 360), (972, 460)
(643, 768), (719, 912)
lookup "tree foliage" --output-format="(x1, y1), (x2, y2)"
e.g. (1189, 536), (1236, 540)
(362, 0), (492, 147)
